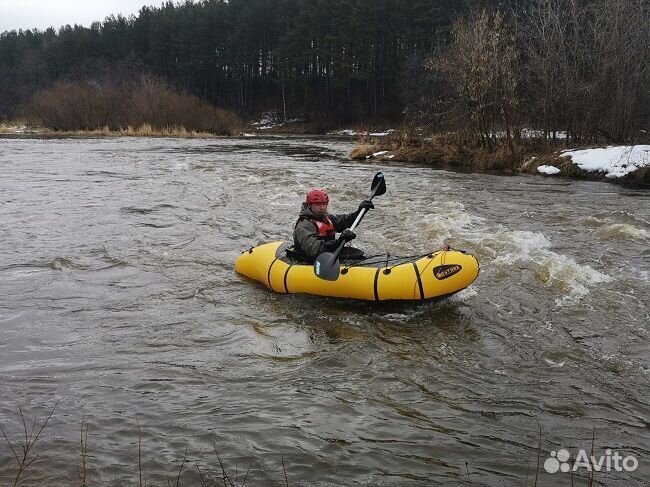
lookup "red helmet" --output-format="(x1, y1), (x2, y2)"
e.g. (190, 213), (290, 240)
(306, 188), (329, 205)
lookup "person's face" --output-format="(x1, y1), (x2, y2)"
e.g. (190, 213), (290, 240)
(310, 202), (328, 216)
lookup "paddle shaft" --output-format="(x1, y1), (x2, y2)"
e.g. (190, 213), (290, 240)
(330, 183), (381, 259)
(313, 171), (385, 280)
(348, 202), (370, 231)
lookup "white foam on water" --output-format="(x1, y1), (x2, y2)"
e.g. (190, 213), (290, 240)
(383, 312), (412, 322)
(489, 230), (552, 262)
(415, 204), (484, 243)
(485, 230), (611, 307)
(629, 268), (650, 283)
(598, 223), (650, 241)
(245, 175), (263, 185)
(364, 201), (482, 255)
(445, 287), (478, 303)
(548, 254), (612, 307)
(544, 358), (566, 367)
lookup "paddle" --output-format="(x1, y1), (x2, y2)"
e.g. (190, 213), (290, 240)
(314, 172), (386, 281)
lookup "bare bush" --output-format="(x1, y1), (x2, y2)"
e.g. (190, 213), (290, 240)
(25, 82), (117, 131)
(0, 404), (57, 487)
(22, 74), (242, 135)
(591, 0), (649, 142)
(421, 0), (649, 147)
(426, 9), (520, 152)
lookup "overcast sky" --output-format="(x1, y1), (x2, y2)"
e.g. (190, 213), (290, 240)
(0, 0), (162, 34)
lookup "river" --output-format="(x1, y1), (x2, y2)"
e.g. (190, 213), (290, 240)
(0, 135), (648, 486)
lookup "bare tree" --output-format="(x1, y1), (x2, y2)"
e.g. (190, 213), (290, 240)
(518, 0), (649, 143)
(591, 0), (650, 142)
(426, 8), (520, 152)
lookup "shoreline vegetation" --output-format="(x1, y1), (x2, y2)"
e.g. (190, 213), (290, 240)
(0, 1), (647, 188)
(348, 132), (650, 189)
(0, 122), (222, 138)
(2, 120), (649, 188)
(2, 75), (243, 137)
(0, 121), (216, 138)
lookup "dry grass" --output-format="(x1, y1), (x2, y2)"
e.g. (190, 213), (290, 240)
(350, 144), (378, 159)
(349, 131), (650, 187)
(350, 133), (531, 170)
(29, 124), (217, 138)
(614, 166), (650, 189)
(118, 124), (213, 138)
(0, 121), (33, 134)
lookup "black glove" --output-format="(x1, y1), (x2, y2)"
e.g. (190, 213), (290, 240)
(338, 228), (356, 244)
(323, 239), (339, 252)
(358, 200), (374, 212)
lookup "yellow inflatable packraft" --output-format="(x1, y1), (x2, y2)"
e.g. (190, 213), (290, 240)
(235, 242), (479, 301)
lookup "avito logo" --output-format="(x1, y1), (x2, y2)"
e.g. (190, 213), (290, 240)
(544, 449), (638, 474)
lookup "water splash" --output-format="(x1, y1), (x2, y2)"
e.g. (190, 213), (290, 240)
(486, 230), (611, 306)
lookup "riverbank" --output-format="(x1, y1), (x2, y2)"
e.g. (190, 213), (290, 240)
(0, 122), (219, 138)
(4, 121), (648, 189)
(350, 133), (650, 189)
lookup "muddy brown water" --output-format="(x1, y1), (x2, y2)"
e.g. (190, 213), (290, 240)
(0, 135), (648, 486)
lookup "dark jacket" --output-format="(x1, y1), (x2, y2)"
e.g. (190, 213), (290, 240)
(293, 203), (358, 261)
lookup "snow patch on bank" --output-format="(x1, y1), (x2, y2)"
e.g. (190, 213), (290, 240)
(250, 111), (305, 131)
(329, 128), (395, 137)
(366, 150), (396, 160)
(537, 165), (560, 175)
(561, 145), (650, 178)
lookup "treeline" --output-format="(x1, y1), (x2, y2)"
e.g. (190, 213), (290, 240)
(418, 0), (650, 146)
(0, 0), (647, 143)
(0, 0), (491, 124)
(22, 74), (241, 134)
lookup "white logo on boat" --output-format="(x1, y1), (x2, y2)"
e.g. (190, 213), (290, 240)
(433, 264), (462, 280)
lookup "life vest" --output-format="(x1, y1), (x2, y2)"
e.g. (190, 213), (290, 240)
(291, 215), (336, 262)
(297, 216), (335, 239)
(311, 217), (335, 238)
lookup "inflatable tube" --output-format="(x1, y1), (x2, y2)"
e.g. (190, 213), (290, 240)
(235, 242), (479, 301)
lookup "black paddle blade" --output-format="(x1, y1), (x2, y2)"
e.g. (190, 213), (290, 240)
(371, 172), (386, 197)
(313, 252), (341, 281)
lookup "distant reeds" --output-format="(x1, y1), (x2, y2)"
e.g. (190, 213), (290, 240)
(0, 122), (222, 138)
(349, 144), (376, 160)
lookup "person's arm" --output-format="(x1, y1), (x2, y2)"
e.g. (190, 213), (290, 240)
(294, 219), (328, 260)
(330, 200), (374, 231)
(330, 211), (357, 232)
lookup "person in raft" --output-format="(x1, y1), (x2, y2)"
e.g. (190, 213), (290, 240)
(291, 188), (374, 263)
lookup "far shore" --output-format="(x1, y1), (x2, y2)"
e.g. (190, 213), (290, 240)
(0, 122), (218, 139)
(347, 133), (650, 190)
(2, 121), (648, 189)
